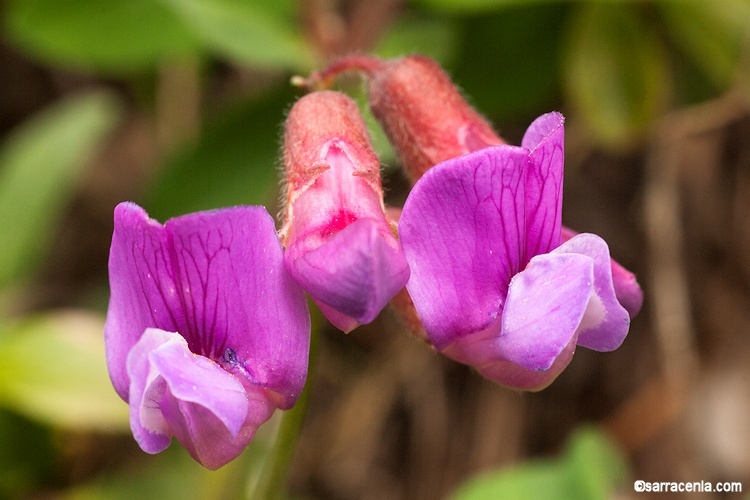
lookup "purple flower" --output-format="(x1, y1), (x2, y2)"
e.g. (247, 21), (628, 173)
(104, 202), (310, 469)
(308, 54), (643, 320)
(398, 113), (631, 390)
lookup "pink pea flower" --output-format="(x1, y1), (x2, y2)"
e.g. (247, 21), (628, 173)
(104, 203), (310, 469)
(308, 55), (642, 389)
(399, 113), (630, 390)
(309, 55), (643, 320)
(280, 91), (410, 332)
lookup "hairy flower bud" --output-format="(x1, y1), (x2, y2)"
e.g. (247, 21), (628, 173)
(281, 91), (409, 332)
(307, 55), (502, 182)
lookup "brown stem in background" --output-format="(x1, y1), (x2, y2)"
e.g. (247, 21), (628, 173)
(156, 59), (201, 154)
(300, 0), (346, 58)
(299, 0), (404, 60)
(646, 88), (748, 390)
(605, 89), (749, 455)
(342, 0), (403, 56)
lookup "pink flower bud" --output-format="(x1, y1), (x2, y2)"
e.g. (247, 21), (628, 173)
(309, 54), (642, 322)
(281, 91), (410, 332)
(305, 55), (644, 391)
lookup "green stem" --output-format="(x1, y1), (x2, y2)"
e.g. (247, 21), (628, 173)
(245, 304), (323, 499)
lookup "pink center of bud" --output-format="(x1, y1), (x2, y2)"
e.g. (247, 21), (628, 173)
(322, 209), (358, 237)
(284, 138), (393, 255)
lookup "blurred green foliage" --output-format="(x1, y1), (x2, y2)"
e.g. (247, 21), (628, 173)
(452, 427), (629, 500)
(0, 311), (128, 431)
(0, 409), (55, 497)
(143, 88), (295, 220)
(4, 0), (308, 71)
(452, 4), (564, 121)
(162, 0), (312, 69)
(0, 92), (120, 289)
(563, 3), (670, 147)
(5, 0), (199, 70)
(0, 0), (748, 497)
(61, 435), (267, 500)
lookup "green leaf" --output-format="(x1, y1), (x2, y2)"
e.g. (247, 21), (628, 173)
(658, 0), (750, 89)
(161, 0), (314, 70)
(246, 0), (296, 19)
(143, 88), (296, 221)
(62, 446), (208, 500)
(454, 460), (566, 500)
(63, 413), (284, 500)
(414, 0), (566, 14)
(564, 427), (629, 499)
(563, 4), (670, 147)
(0, 92), (120, 289)
(0, 311), (129, 431)
(0, 410), (55, 498)
(452, 427), (628, 500)
(4, 0), (199, 71)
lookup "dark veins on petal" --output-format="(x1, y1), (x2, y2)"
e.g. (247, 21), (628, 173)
(167, 223), (235, 361)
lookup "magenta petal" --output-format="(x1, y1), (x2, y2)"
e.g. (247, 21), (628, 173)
(105, 202), (310, 409)
(151, 336), (273, 470)
(164, 207), (310, 408)
(314, 301), (361, 334)
(285, 217), (410, 325)
(521, 112), (564, 261)
(149, 334), (248, 439)
(521, 111), (565, 152)
(127, 328), (273, 469)
(553, 233), (631, 351)
(105, 203), (183, 400)
(561, 225), (643, 317)
(159, 388), (272, 470)
(495, 252), (594, 371)
(610, 258), (644, 317)
(476, 334), (578, 391)
(399, 146), (528, 349)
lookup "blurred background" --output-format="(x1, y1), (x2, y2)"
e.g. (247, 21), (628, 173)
(1, 0), (749, 498)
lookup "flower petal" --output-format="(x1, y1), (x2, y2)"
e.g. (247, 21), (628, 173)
(105, 202), (183, 400)
(522, 112), (565, 261)
(159, 388), (272, 470)
(399, 145), (527, 349)
(610, 258), (644, 317)
(149, 333), (248, 438)
(314, 302), (361, 334)
(553, 233), (631, 351)
(286, 217), (410, 326)
(561, 226), (643, 317)
(150, 333), (273, 470)
(105, 203), (310, 410)
(127, 328), (274, 470)
(281, 93), (407, 332)
(126, 328), (174, 454)
(164, 206), (310, 408)
(495, 252), (594, 371)
(476, 334), (578, 391)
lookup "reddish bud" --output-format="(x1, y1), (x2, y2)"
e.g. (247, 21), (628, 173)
(281, 91), (410, 332)
(307, 55), (503, 182)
